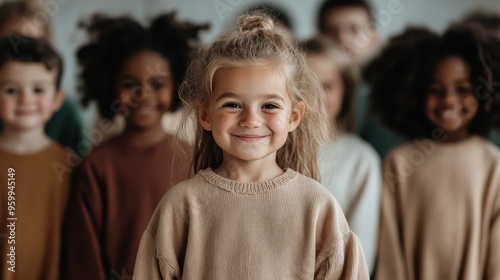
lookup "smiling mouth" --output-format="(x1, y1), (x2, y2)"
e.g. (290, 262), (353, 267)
(16, 109), (37, 116)
(232, 134), (268, 142)
(132, 106), (157, 115)
(437, 107), (467, 122)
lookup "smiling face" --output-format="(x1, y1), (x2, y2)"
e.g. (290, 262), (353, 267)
(306, 54), (345, 123)
(424, 56), (478, 142)
(115, 50), (173, 131)
(0, 61), (63, 131)
(321, 6), (378, 65)
(198, 65), (304, 168)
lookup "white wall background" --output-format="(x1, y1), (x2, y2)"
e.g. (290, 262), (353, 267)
(2, 0), (500, 128)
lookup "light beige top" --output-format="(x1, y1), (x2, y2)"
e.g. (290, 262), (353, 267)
(377, 136), (500, 280)
(133, 168), (369, 279)
(319, 133), (381, 272)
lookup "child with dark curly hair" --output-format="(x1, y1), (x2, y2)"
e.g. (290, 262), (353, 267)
(370, 24), (500, 279)
(61, 13), (207, 280)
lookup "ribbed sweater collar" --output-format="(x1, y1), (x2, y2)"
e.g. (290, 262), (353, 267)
(198, 168), (297, 195)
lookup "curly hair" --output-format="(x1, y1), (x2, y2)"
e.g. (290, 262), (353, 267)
(366, 24), (500, 140)
(76, 12), (208, 120)
(179, 12), (331, 181)
(245, 3), (294, 31)
(300, 36), (359, 132)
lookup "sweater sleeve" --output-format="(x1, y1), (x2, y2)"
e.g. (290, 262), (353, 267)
(133, 190), (187, 280)
(314, 198), (370, 279)
(133, 229), (180, 280)
(375, 154), (407, 279)
(345, 149), (381, 272)
(487, 167), (500, 279)
(61, 159), (107, 280)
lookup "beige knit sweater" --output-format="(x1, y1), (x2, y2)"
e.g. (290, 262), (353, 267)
(377, 136), (500, 279)
(133, 168), (369, 279)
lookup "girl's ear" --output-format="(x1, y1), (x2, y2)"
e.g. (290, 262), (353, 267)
(196, 103), (212, 131)
(288, 101), (305, 132)
(52, 89), (65, 112)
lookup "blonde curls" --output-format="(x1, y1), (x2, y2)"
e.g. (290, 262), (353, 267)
(238, 13), (274, 33)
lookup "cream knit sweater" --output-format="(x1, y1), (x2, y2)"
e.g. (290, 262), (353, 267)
(377, 136), (500, 279)
(319, 133), (381, 273)
(133, 168), (369, 279)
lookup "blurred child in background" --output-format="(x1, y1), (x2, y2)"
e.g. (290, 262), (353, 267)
(0, 37), (69, 280)
(302, 36), (381, 275)
(0, 1), (84, 155)
(61, 13), (206, 279)
(317, 0), (378, 67)
(462, 8), (500, 147)
(317, 0), (406, 159)
(369, 24), (500, 279)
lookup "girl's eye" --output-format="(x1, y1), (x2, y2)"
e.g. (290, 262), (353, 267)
(34, 87), (45, 94)
(262, 103), (279, 110)
(322, 83), (334, 93)
(4, 87), (18, 95)
(120, 82), (137, 90)
(427, 87), (442, 95)
(222, 102), (241, 109)
(151, 81), (164, 90)
(457, 86), (472, 94)
(350, 25), (361, 35)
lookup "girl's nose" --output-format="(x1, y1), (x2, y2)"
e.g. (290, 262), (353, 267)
(239, 108), (261, 128)
(132, 86), (153, 102)
(441, 89), (459, 105)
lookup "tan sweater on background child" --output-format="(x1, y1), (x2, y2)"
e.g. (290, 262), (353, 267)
(377, 136), (500, 280)
(133, 168), (369, 280)
(0, 142), (70, 280)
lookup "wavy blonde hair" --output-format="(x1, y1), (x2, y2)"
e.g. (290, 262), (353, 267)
(179, 12), (331, 181)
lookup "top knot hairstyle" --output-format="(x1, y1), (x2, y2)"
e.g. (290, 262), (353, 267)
(180, 12), (331, 181)
(77, 12), (208, 120)
(366, 24), (500, 140)
(238, 13), (275, 33)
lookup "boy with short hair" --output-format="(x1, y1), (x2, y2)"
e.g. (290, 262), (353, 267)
(317, 0), (379, 67)
(0, 36), (70, 280)
(318, 0), (406, 159)
(0, 1), (84, 155)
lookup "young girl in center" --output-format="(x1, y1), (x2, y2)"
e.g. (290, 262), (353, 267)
(369, 24), (500, 279)
(133, 13), (369, 279)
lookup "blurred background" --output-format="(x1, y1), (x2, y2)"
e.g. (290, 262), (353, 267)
(2, 0), (499, 128)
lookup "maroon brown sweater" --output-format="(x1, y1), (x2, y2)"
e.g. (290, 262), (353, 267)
(61, 134), (192, 280)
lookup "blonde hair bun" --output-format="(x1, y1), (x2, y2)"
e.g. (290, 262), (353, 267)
(237, 13), (274, 33)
